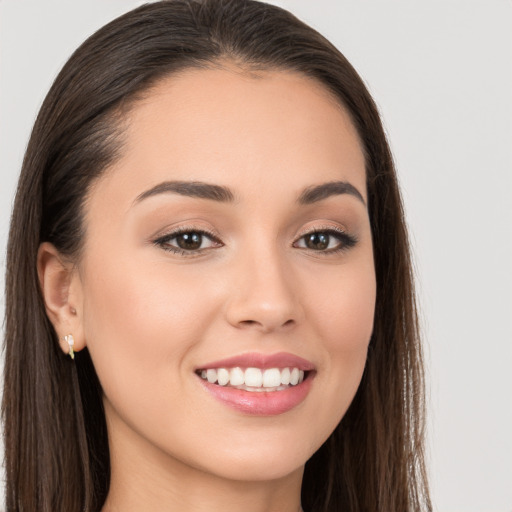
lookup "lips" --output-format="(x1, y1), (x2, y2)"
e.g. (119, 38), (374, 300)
(196, 352), (316, 371)
(195, 352), (316, 415)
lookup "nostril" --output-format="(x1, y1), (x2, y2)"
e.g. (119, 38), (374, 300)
(237, 318), (295, 331)
(239, 320), (259, 328)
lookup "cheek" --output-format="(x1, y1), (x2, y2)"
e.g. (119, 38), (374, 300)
(79, 251), (220, 405)
(313, 257), (376, 353)
(303, 258), (376, 430)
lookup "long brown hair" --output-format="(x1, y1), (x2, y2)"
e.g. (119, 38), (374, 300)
(3, 1), (431, 510)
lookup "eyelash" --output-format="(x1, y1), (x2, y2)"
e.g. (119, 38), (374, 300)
(153, 227), (222, 257)
(293, 227), (358, 255)
(153, 226), (358, 256)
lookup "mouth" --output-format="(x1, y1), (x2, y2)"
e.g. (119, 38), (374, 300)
(195, 352), (316, 415)
(195, 366), (310, 392)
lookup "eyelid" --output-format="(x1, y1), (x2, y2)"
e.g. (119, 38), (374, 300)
(152, 225), (223, 255)
(151, 221), (222, 241)
(293, 224), (358, 253)
(294, 223), (349, 240)
(155, 224), (221, 240)
(150, 222), (357, 256)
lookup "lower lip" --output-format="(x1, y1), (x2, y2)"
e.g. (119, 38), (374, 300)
(197, 373), (315, 416)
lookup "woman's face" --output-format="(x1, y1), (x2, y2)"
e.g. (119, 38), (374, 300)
(74, 65), (376, 482)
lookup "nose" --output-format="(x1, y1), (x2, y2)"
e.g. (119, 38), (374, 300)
(224, 248), (303, 333)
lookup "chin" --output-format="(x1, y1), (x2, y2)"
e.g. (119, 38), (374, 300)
(181, 429), (319, 483)
(200, 452), (306, 483)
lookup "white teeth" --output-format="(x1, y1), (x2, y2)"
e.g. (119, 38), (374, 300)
(280, 367), (291, 385)
(217, 368), (230, 386)
(263, 368), (281, 387)
(245, 368), (263, 387)
(198, 366), (308, 389)
(229, 367), (245, 386)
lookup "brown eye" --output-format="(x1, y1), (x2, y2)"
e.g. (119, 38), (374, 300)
(304, 232), (330, 250)
(154, 229), (222, 254)
(175, 232), (203, 250)
(294, 229), (357, 253)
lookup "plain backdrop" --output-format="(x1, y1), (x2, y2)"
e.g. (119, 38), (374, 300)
(1, 1), (511, 511)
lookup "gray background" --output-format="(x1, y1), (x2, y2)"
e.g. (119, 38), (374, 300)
(1, 1), (511, 510)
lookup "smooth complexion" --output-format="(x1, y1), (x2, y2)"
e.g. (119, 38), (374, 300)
(39, 65), (376, 512)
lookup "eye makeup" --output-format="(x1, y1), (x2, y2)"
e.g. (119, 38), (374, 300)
(152, 223), (358, 258)
(294, 228), (357, 254)
(153, 226), (223, 256)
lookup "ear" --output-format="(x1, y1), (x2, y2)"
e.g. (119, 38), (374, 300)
(37, 242), (86, 356)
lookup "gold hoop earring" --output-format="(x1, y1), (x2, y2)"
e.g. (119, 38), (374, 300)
(64, 334), (75, 360)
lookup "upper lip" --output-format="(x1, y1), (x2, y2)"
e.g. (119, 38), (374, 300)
(196, 352), (316, 371)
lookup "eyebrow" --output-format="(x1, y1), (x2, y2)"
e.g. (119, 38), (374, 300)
(134, 180), (235, 204)
(133, 179), (365, 207)
(298, 181), (366, 206)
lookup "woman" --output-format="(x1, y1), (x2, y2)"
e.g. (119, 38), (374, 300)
(2, 0), (431, 511)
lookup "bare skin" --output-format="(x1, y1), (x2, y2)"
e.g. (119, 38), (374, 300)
(39, 64), (376, 512)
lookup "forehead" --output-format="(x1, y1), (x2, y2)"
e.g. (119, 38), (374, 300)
(92, 65), (366, 207)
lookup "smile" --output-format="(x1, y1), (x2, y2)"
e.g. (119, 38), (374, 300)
(195, 352), (316, 415)
(197, 367), (306, 392)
